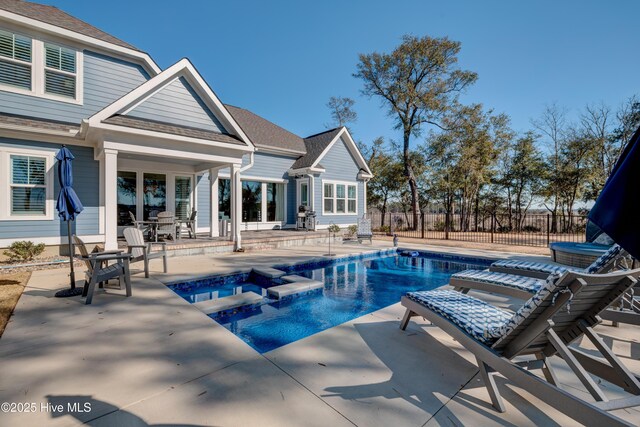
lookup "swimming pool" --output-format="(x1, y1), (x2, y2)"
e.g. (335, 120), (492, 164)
(168, 250), (493, 353)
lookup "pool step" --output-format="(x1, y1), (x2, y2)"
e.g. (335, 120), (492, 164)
(252, 267), (287, 279)
(280, 274), (314, 283)
(267, 280), (324, 299)
(194, 291), (263, 315)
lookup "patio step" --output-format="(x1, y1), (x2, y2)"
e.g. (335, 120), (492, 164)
(194, 291), (263, 315)
(267, 280), (324, 299)
(280, 275), (314, 283)
(252, 267), (286, 279)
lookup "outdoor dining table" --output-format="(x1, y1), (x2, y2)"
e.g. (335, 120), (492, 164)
(139, 218), (160, 242)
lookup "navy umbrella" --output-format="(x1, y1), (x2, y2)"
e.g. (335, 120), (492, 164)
(588, 125), (640, 259)
(55, 146), (84, 297)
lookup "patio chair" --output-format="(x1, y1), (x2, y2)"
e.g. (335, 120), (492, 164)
(123, 227), (168, 278)
(156, 211), (177, 241)
(400, 269), (640, 426)
(357, 216), (373, 244)
(73, 235), (132, 305)
(177, 210), (197, 239)
(128, 211), (147, 231)
(489, 244), (627, 279)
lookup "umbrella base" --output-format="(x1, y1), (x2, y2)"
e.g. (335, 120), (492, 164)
(55, 287), (84, 298)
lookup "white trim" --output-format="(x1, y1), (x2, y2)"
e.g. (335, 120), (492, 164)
(288, 166), (326, 176)
(321, 179), (358, 216)
(0, 9), (161, 76)
(308, 127), (373, 176)
(0, 146), (55, 221)
(101, 141), (244, 165)
(87, 58), (255, 151)
(296, 178), (310, 208)
(254, 144), (306, 156)
(0, 234), (104, 248)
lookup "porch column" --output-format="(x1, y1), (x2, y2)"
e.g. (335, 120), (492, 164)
(209, 168), (219, 237)
(103, 148), (118, 250)
(230, 163), (242, 249)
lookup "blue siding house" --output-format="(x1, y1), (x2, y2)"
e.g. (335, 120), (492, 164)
(0, 0), (372, 251)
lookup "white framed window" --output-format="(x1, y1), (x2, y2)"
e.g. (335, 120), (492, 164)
(44, 43), (77, 99)
(0, 29), (32, 91)
(0, 26), (82, 104)
(323, 180), (357, 215)
(0, 147), (55, 221)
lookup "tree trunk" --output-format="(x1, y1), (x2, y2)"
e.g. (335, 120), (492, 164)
(403, 128), (420, 230)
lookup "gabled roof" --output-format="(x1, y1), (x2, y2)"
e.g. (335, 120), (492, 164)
(87, 58), (254, 150)
(291, 128), (343, 169)
(0, 0), (140, 51)
(225, 105), (306, 154)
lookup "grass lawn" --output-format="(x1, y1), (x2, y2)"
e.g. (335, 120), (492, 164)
(0, 272), (30, 338)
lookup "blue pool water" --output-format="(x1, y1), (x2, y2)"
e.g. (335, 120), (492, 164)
(169, 251), (492, 353)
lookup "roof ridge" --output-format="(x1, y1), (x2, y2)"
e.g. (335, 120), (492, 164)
(304, 126), (343, 140)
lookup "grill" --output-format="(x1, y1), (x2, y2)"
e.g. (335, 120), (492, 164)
(297, 205), (316, 231)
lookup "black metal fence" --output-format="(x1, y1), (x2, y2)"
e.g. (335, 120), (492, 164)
(369, 212), (588, 248)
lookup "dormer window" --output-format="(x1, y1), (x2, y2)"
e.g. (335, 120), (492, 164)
(0, 27), (82, 103)
(0, 29), (32, 90)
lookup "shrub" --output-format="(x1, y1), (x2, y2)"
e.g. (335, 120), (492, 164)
(431, 220), (446, 232)
(522, 225), (541, 233)
(3, 241), (46, 262)
(374, 225), (390, 234)
(327, 224), (341, 234)
(347, 224), (358, 236)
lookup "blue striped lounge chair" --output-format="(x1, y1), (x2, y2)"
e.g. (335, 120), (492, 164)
(489, 244), (626, 279)
(400, 268), (640, 426)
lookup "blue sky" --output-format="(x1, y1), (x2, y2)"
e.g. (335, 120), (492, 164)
(44, 0), (640, 148)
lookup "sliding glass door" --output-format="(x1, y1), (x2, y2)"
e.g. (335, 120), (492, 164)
(175, 176), (192, 220)
(143, 173), (166, 220)
(117, 171), (137, 226)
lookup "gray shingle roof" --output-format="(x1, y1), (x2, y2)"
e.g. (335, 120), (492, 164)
(103, 115), (246, 145)
(0, 112), (79, 133)
(0, 0), (140, 51)
(291, 127), (343, 169)
(225, 104), (306, 153)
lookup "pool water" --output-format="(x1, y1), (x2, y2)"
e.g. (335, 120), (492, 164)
(169, 252), (491, 353)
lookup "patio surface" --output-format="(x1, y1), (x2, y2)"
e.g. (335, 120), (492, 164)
(0, 241), (638, 426)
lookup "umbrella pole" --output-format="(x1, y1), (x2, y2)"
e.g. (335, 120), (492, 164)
(55, 219), (83, 297)
(68, 219), (75, 289)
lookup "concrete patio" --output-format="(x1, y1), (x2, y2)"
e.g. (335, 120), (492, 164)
(0, 241), (638, 426)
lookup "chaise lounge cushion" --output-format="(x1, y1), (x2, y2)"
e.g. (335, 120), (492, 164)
(490, 259), (579, 276)
(585, 244), (623, 273)
(453, 269), (545, 293)
(406, 290), (512, 344)
(406, 272), (566, 346)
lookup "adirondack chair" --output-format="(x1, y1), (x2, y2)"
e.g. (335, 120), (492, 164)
(177, 210), (197, 239)
(156, 211), (177, 241)
(123, 227), (168, 278)
(357, 216), (373, 244)
(73, 235), (132, 305)
(400, 269), (640, 426)
(128, 211), (147, 231)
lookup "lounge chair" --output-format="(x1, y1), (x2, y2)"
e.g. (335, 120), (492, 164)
(400, 269), (640, 426)
(123, 227), (168, 278)
(128, 211), (147, 231)
(489, 244), (627, 279)
(73, 235), (132, 305)
(357, 216), (373, 244)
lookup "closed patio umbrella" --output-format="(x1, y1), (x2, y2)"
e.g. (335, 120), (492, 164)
(54, 145), (85, 298)
(588, 125), (640, 259)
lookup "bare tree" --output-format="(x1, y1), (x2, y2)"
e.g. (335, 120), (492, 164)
(326, 96), (357, 129)
(532, 103), (567, 233)
(354, 35), (477, 227)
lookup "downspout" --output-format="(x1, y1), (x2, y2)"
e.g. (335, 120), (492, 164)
(307, 173), (315, 228)
(233, 152), (254, 250)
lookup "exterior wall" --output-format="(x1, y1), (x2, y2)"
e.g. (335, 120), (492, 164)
(0, 51), (150, 123)
(196, 173), (211, 229)
(126, 77), (226, 132)
(0, 138), (99, 243)
(313, 136), (365, 227)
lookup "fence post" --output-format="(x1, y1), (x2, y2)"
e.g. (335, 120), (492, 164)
(491, 214), (495, 244)
(546, 214), (550, 246)
(421, 212), (425, 239)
